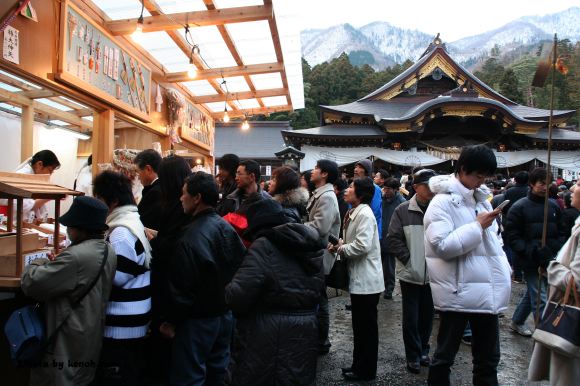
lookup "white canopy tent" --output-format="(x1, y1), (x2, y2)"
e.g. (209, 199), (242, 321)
(300, 145), (580, 173)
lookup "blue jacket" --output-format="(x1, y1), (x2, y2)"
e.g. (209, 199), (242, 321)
(371, 184), (383, 239)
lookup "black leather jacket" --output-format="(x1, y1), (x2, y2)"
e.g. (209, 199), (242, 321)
(167, 208), (246, 322)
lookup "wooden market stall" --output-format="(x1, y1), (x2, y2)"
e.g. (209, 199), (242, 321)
(0, 172), (82, 288)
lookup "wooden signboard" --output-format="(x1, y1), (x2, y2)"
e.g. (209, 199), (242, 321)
(179, 101), (214, 153)
(56, 0), (151, 122)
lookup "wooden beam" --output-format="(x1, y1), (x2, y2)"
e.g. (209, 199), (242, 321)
(47, 97), (86, 110)
(192, 88), (287, 104)
(31, 101), (92, 130)
(106, 5), (272, 35)
(0, 72), (35, 91)
(19, 89), (56, 99)
(0, 87), (32, 105)
(92, 110), (115, 178)
(210, 104), (292, 119)
(72, 107), (94, 117)
(21, 105), (34, 162)
(166, 62), (283, 83)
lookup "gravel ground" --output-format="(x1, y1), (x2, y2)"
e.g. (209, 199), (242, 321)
(316, 282), (549, 386)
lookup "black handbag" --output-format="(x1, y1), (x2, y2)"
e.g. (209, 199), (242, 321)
(532, 278), (580, 358)
(4, 246), (109, 365)
(326, 254), (349, 291)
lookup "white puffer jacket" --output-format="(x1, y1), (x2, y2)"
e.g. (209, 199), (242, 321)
(424, 175), (511, 314)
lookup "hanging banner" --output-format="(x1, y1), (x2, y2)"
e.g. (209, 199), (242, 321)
(56, 1), (151, 122)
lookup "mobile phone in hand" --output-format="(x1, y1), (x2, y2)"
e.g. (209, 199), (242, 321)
(328, 234), (339, 246)
(495, 199), (510, 212)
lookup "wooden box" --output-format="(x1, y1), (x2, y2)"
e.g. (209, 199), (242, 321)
(0, 249), (51, 277)
(0, 231), (42, 255)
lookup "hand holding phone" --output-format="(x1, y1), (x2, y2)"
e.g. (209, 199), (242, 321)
(328, 234), (339, 246)
(495, 199), (510, 212)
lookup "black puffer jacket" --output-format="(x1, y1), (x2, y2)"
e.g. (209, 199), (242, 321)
(505, 192), (565, 271)
(168, 209), (245, 321)
(226, 222), (325, 386)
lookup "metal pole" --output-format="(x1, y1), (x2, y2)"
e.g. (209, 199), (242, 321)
(541, 34), (557, 249)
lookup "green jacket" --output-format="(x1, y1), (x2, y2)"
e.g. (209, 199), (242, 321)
(386, 195), (429, 285)
(21, 239), (116, 386)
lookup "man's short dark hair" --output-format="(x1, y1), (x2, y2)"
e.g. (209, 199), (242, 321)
(353, 177), (375, 204)
(334, 178), (348, 192)
(316, 159), (339, 184)
(185, 172), (219, 207)
(218, 154), (240, 177)
(376, 169), (390, 180)
(93, 171), (135, 208)
(31, 150), (60, 169)
(564, 191), (572, 208)
(529, 167), (551, 185)
(514, 171), (529, 185)
(134, 149), (162, 173)
(239, 160), (261, 182)
(383, 177), (401, 190)
(455, 145), (496, 176)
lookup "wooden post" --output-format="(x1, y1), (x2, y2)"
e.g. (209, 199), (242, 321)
(16, 198), (23, 277)
(21, 105), (34, 162)
(6, 198), (13, 232)
(54, 198), (61, 255)
(92, 109), (115, 177)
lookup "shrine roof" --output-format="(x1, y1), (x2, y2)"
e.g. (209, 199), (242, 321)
(524, 128), (580, 143)
(282, 124), (388, 138)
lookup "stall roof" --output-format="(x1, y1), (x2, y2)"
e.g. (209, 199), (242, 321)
(91, 0), (304, 120)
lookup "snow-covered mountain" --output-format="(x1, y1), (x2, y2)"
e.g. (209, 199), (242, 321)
(301, 7), (580, 69)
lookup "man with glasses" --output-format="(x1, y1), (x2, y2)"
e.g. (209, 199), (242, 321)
(219, 159), (270, 216)
(424, 145), (511, 386)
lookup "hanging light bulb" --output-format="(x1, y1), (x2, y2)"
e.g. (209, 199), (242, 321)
(187, 60), (197, 79)
(241, 118), (250, 131)
(223, 109), (230, 123)
(131, 1), (145, 41)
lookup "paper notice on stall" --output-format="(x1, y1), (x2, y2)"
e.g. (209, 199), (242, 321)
(3, 26), (19, 64)
(108, 47), (114, 78)
(113, 48), (120, 80)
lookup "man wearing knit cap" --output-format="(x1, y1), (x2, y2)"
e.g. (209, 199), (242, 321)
(354, 159), (383, 240)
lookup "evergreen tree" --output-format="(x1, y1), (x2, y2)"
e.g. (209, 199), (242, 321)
(500, 69), (523, 103)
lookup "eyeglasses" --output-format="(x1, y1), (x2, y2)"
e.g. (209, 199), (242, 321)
(235, 171), (249, 176)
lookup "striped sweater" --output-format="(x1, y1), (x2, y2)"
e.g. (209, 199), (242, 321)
(104, 226), (151, 339)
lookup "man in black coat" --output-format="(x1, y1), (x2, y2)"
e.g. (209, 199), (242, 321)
(505, 168), (565, 337)
(502, 171), (529, 282)
(163, 172), (245, 385)
(134, 149), (163, 231)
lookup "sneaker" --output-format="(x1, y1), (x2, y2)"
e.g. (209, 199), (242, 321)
(383, 293), (393, 300)
(510, 322), (532, 337)
(461, 335), (472, 345)
(513, 278), (525, 284)
(420, 355), (431, 367)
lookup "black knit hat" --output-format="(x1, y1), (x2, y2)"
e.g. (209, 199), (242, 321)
(59, 196), (109, 231)
(244, 198), (288, 240)
(356, 159), (373, 176)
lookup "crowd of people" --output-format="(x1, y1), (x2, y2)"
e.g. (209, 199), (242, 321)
(15, 145), (580, 386)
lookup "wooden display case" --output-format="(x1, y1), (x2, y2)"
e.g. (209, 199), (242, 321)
(0, 172), (82, 288)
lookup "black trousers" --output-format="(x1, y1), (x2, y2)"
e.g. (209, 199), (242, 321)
(350, 293), (380, 379)
(317, 288), (330, 349)
(381, 247), (396, 295)
(400, 280), (434, 362)
(428, 312), (500, 386)
(96, 337), (146, 386)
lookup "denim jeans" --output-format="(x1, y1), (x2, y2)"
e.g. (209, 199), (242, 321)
(428, 312), (500, 386)
(400, 281), (434, 362)
(512, 269), (547, 325)
(381, 248), (396, 295)
(170, 312), (234, 386)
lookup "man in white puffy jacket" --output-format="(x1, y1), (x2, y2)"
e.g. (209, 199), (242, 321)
(423, 145), (511, 386)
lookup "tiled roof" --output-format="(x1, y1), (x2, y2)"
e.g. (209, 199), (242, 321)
(214, 121), (290, 158)
(525, 128), (580, 142)
(282, 124), (388, 137)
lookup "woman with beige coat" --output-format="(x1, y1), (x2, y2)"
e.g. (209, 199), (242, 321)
(528, 179), (580, 385)
(329, 177), (384, 381)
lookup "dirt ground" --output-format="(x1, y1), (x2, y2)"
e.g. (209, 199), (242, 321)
(316, 282), (549, 386)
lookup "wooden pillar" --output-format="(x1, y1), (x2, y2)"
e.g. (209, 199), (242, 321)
(92, 109), (115, 177)
(21, 105), (34, 162)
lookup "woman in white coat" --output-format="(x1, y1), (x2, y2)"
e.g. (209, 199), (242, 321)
(329, 177), (384, 381)
(528, 179), (580, 385)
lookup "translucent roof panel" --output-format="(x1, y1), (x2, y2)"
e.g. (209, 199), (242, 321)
(91, 1), (152, 19)
(0, 70), (41, 89)
(183, 80), (220, 96)
(205, 102), (229, 113)
(155, 0), (207, 14)
(226, 21), (277, 65)
(213, 0), (264, 7)
(0, 103), (22, 114)
(261, 96), (288, 107)
(137, 31), (188, 72)
(36, 99), (73, 112)
(222, 76), (251, 93)
(60, 96), (88, 109)
(178, 27), (237, 69)
(234, 99), (261, 110)
(0, 83), (22, 93)
(250, 73), (284, 89)
(48, 120), (70, 126)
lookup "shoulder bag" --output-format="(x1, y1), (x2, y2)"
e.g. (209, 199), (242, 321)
(4, 245), (109, 365)
(532, 277), (580, 358)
